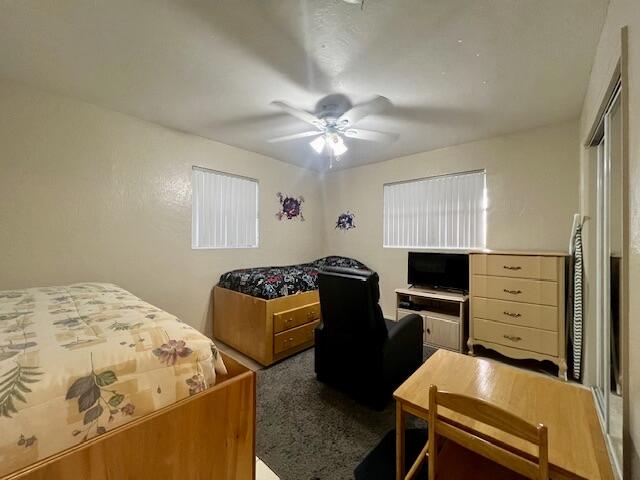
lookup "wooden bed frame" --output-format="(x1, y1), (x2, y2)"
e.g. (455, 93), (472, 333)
(3, 352), (256, 480)
(213, 286), (321, 366)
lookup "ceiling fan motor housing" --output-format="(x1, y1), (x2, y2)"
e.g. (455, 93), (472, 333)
(314, 94), (353, 125)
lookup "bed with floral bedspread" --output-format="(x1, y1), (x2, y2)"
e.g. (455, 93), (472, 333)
(217, 256), (368, 299)
(0, 283), (227, 478)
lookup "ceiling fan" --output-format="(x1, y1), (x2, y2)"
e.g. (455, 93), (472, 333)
(268, 94), (399, 168)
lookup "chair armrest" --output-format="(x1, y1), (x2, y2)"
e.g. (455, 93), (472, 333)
(385, 313), (422, 352)
(383, 313), (423, 381)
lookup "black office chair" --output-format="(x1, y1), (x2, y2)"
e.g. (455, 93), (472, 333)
(314, 266), (423, 409)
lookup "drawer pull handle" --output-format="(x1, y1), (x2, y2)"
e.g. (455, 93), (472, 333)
(503, 265), (522, 270)
(503, 289), (522, 295)
(503, 311), (522, 318)
(503, 334), (522, 342)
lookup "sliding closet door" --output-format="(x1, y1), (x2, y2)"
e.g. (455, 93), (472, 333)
(607, 90), (623, 464)
(595, 139), (607, 417)
(593, 87), (622, 474)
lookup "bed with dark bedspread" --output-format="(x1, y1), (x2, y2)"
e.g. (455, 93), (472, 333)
(218, 256), (368, 299)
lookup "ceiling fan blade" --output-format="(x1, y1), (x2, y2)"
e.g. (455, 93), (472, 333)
(268, 131), (322, 143)
(270, 101), (324, 128)
(378, 105), (481, 125)
(344, 128), (399, 143)
(337, 96), (392, 126)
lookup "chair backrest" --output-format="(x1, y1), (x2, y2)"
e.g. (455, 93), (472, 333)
(317, 267), (388, 345)
(427, 385), (549, 480)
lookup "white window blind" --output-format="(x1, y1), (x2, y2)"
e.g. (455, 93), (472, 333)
(383, 170), (486, 249)
(192, 167), (259, 249)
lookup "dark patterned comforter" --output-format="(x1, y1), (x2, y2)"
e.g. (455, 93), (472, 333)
(218, 256), (368, 299)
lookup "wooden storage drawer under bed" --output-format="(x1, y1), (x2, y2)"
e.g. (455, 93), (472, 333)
(274, 320), (321, 355)
(213, 286), (321, 366)
(273, 302), (321, 333)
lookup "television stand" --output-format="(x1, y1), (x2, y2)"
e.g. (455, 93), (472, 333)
(395, 286), (468, 353)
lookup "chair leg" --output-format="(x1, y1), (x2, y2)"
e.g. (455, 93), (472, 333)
(404, 441), (429, 480)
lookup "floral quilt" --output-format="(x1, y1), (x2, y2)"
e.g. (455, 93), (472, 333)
(218, 256), (368, 299)
(0, 283), (227, 477)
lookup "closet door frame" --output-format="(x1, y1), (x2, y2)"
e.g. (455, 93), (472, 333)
(593, 87), (619, 438)
(594, 138), (607, 421)
(583, 26), (629, 479)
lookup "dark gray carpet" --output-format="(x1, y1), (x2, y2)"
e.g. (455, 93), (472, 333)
(256, 347), (435, 480)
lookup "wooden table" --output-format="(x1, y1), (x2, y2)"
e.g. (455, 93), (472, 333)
(393, 350), (614, 480)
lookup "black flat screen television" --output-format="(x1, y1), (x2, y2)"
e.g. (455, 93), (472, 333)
(408, 252), (469, 293)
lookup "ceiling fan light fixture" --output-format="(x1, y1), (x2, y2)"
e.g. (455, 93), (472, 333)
(310, 135), (326, 154)
(271, 95), (395, 163)
(331, 135), (348, 156)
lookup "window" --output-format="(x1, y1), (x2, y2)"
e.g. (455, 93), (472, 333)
(192, 167), (259, 249)
(383, 170), (486, 249)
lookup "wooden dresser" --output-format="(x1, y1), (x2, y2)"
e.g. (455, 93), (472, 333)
(468, 251), (568, 379)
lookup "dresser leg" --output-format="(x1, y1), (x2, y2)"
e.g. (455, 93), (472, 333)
(467, 339), (475, 356)
(558, 360), (568, 381)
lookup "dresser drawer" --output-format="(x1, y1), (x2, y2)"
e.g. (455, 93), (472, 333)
(472, 297), (558, 331)
(474, 318), (558, 356)
(273, 302), (321, 333)
(472, 254), (559, 281)
(273, 320), (320, 354)
(472, 275), (558, 306)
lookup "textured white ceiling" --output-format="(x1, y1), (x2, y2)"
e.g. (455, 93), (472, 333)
(0, 0), (608, 171)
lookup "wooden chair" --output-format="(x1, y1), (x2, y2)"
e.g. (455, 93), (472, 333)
(427, 384), (549, 480)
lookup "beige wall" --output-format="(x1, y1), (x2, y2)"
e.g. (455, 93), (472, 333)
(578, 0), (640, 475)
(0, 79), (325, 334)
(0, 81), (584, 357)
(320, 121), (579, 317)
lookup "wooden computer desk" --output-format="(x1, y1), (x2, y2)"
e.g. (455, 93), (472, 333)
(394, 350), (614, 480)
